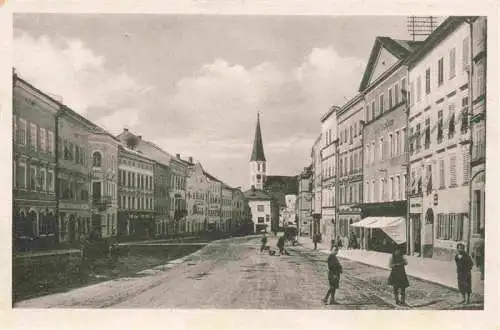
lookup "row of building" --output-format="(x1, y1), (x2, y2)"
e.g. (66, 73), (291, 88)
(12, 72), (252, 251)
(299, 16), (486, 261)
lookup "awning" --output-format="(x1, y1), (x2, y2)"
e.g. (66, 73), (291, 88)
(349, 217), (406, 244)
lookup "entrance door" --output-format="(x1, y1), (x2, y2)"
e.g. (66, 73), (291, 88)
(424, 208), (434, 258)
(68, 215), (76, 242)
(412, 215), (421, 255)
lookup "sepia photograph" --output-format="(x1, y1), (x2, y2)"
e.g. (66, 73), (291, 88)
(9, 10), (490, 315)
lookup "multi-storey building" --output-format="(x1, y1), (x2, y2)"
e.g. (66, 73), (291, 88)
(57, 106), (94, 243)
(221, 184), (233, 232)
(469, 17), (486, 252)
(244, 186), (272, 233)
(153, 161), (170, 237)
(336, 94), (364, 243)
(204, 171), (222, 231)
(116, 137), (155, 238)
(88, 128), (119, 238)
(169, 154), (188, 235)
(356, 37), (420, 251)
(231, 188), (250, 232)
(320, 106), (338, 243)
(13, 74), (58, 250)
(185, 160), (209, 234)
(310, 134), (322, 238)
(297, 165), (313, 237)
(407, 17), (473, 261)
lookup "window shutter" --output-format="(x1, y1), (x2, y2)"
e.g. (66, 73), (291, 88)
(449, 155), (457, 187)
(462, 146), (470, 184)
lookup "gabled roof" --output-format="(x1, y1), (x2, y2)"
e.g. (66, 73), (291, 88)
(250, 113), (266, 161)
(202, 170), (222, 183)
(359, 36), (423, 92)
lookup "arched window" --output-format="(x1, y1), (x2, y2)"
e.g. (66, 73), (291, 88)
(93, 152), (102, 167)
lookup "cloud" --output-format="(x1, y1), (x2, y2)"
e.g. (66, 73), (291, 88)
(13, 32), (152, 130)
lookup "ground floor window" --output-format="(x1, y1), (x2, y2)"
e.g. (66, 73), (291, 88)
(436, 213), (465, 241)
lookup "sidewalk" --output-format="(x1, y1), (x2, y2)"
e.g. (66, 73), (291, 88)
(299, 239), (484, 296)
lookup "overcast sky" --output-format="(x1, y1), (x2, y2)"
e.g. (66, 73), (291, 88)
(14, 14), (416, 188)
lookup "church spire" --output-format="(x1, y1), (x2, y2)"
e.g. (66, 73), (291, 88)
(250, 112), (266, 161)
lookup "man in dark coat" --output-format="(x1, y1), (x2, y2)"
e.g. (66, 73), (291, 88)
(455, 243), (473, 304)
(260, 234), (268, 253)
(277, 235), (286, 255)
(323, 246), (343, 305)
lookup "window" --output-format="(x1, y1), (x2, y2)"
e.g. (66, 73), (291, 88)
(450, 155), (457, 187)
(18, 118), (28, 145)
(425, 68), (431, 95)
(396, 176), (401, 200)
(395, 82), (400, 104)
(371, 180), (375, 203)
(371, 141), (375, 163)
(354, 122), (358, 137)
(379, 178), (384, 202)
(379, 94), (384, 114)
(365, 105), (370, 122)
(39, 128), (46, 152)
(389, 133), (394, 157)
(16, 161), (26, 188)
(30, 165), (37, 190)
(424, 118), (430, 149)
(38, 168), (46, 191)
(371, 101), (376, 119)
(437, 110), (444, 143)
(47, 169), (54, 192)
(349, 126), (353, 144)
(396, 131), (401, 155)
(463, 36), (470, 71)
(389, 88), (393, 108)
(438, 58), (444, 86)
(30, 123), (37, 151)
(417, 76), (422, 102)
(448, 104), (456, 138)
(401, 78), (406, 101)
(344, 128), (347, 143)
(409, 127), (414, 154)
(449, 48), (456, 78)
(402, 174), (406, 200)
(439, 158), (445, 189)
(353, 153), (358, 172)
(389, 177), (394, 201)
(461, 97), (469, 134)
(476, 58), (486, 97)
(257, 205), (264, 212)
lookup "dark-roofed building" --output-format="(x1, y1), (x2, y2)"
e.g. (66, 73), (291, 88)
(243, 185), (272, 233)
(357, 36), (422, 251)
(264, 175), (298, 231)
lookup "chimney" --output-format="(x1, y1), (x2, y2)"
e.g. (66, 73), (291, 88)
(124, 128), (128, 132)
(188, 157), (193, 163)
(176, 154), (180, 159)
(137, 135), (142, 143)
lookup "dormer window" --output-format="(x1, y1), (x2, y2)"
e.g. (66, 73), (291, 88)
(93, 151), (102, 167)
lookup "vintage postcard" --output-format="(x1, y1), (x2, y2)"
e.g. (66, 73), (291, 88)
(1, 0), (498, 329)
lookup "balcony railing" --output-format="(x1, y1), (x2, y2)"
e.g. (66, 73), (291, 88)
(92, 195), (112, 211)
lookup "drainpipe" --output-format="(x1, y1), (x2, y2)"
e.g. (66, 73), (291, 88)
(466, 18), (474, 253)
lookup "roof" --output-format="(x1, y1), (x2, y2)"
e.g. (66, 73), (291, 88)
(202, 170), (222, 183)
(243, 188), (272, 201)
(320, 105), (341, 123)
(264, 175), (299, 195)
(359, 36), (423, 92)
(406, 16), (471, 68)
(250, 113), (266, 161)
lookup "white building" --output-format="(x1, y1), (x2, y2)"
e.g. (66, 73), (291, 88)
(407, 17), (473, 261)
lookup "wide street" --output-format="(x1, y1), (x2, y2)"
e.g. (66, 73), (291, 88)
(16, 235), (478, 310)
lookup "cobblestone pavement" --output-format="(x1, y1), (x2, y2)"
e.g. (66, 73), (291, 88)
(17, 236), (483, 309)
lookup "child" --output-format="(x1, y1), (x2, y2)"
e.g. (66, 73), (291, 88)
(388, 245), (410, 305)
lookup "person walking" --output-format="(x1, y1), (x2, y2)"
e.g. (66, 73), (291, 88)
(323, 246), (343, 305)
(455, 243), (473, 304)
(313, 233), (318, 250)
(336, 236), (343, 249)
(260, 233), (268, 253)
(388, 245), (410, 305)
(277, 235), (286, 255)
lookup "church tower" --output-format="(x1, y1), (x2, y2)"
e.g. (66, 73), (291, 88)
(250, 112), (267, 190)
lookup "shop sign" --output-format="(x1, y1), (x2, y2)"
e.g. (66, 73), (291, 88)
(409, 197), (422, 214)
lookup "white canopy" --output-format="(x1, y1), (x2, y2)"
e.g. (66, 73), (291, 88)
(350, 217), (406, 244)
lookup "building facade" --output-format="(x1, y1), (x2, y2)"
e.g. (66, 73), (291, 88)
(89, 129), (119, 238)
(244, 187), (272, 233)
(185, 161), (208, 234)
(310, 134), (322, 238)
(320, 106), (338, 243)
(407, 17), (473, 261)
(117, 144), (155, 238)
(357, 37), (418, 251)
(57, 107), (95, 243)
(297, 166), (313, 237)
(205, 171), (222, 231)
(469, 17), (486, 253)
(221, 184), (233, 232)
(13, 75), (58, 250)
(231, 188), (250, 232)
(336, 94), (364, 242)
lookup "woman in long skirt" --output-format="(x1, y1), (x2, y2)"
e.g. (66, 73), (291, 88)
(455, 243), (473, 304)
(388, 245), (410, 305)
(323, 246), (343, 305)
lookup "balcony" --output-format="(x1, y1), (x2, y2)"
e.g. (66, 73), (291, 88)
(472, 140), (486, 165)
(93, 195), (112, 211)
